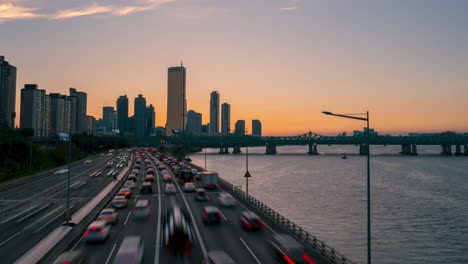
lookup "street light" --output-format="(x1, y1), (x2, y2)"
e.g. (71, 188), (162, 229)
(322, 110), (371, 264)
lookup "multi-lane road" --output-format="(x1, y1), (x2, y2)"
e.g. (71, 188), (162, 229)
(0, 152), (127, 264)
(64, 150), (328, 264)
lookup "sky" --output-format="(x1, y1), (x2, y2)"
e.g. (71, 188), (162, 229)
(1, 0), (468, 136)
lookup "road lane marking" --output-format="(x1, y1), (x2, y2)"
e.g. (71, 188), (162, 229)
(240, 237), (262, 264)
(16, 203), (50, 223)
(218, 209), (228, 221)
(34, 204), (77, 233)
(0, 231), (22, 247)
(124, 211), (132, 225)
(1, 205), (39, 224)
(153, 157), (162, 264)
(24, 205), (64, 230)
(104, 242), (118, 264)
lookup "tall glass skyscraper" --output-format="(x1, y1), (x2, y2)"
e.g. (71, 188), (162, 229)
(116, 95), (128, 135)
(166, 65), (186, 135)
(187, 110), (202, 134)
(210, 91), (220, 134)
(134, 94), (146, 137)
(221, 103), (230, 134)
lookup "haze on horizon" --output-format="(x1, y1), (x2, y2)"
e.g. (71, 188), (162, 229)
(1, 0), (467, 136)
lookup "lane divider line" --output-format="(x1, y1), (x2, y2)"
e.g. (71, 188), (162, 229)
(16, 203), (51, 223)
(0, 231), (22, 247)
(1, 205), (39, 224)
(240, 237), (262, 264)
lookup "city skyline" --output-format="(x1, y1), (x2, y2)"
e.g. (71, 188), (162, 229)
(2, 0), (468, 135)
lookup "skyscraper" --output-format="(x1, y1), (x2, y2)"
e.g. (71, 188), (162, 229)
(69, 88), (87, 134)
(116, 95), (128, 135)
(221, 103), (230, 134)
(252, 119), (262, 136)
(210, 91), (220, 134)
(0, 56), (17, 128)
(235, 120), (245, 135)
(187, 110), (202, 134)
(20, 84), (50, 137)
(166, 65), (186, 136)
(102, 106), (115, 133)
(134, 94), (146, 137)
(50, 93), (72, 136)
(146, 104), (155, 136)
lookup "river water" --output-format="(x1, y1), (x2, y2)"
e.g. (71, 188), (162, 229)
(190, 145), (468, 264)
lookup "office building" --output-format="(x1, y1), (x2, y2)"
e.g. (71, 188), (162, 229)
(234, 120), (245, 135)
(134, 94), (146, 137)
(210, 91), (220, 134)
(201, 124), (209, 134)
(252, 119), (262, 136)
(20, 84), (50, 137)
(166, 65), (186, 135)
(69, 88), (87, 134)
(0, 56), (17, 128)
(85, 115), (95, 135)
(103, 106), (116, 133)
(221, 103), (230, 134)
(187, 110), (202, 134)
(49, 93), (72, 136)
(146, 104), (155, 136)
(116, 95), (128, 135)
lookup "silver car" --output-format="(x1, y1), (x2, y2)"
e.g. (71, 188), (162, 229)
(165, 184), (177, 195)
(133, 200), (149, 220)
(113, 236), (144, 264)
(112, 195), (128, 208)
(83, 220), (111, 242)
(218, 193), (237, 207)
(97, 208), (118, 225)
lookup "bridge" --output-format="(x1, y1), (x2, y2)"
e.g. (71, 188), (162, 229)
(136, 131), (468, 155)
(2, 149), (354, 264)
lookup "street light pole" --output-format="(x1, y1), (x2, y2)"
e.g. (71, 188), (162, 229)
(204, 146), (207, 170)
(66, 133), (71, 225)
(322, 111), (371, 264)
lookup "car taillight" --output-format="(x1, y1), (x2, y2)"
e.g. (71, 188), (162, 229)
(203, 211), (208, 218)
(121, 201), (126, 204)
(242, 219), (252, 228)
(99, 229), (106, 236)
(302, 254), (316, 264)
(83, 230), (91, 237)
(255, 219), (265, 226)
(283, 255), (296, 264)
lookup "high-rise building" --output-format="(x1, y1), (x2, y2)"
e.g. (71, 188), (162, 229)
(146, 104), (155, 136)
(201, 124), (209, 134)
(134, 94), (146, 137)
(20, 84), (50, 137)
(102, 106), (115, 133)
(252, 119), (262, 136)
(69, 88), (87, 134)
(50, 93), (72, 136)
(210, 91), (220, 134)
(187, 110), (202, 134)
(234, 120), (245, 135)
(221, 103), (230, 134)
(166, 65), (186, 135)
(116, 95), (128, 135)
(85, 115), (95, 135)
(0, 56), (17, 128)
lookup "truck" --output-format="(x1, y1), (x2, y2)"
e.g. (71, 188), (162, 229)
(202, 172), (219, 189)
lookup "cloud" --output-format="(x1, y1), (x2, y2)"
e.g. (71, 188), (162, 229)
(280, 6), (297, 11)
(53, 3), (112, 19)
(0, 3), (43, 22)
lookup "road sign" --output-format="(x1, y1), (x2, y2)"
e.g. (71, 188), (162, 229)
(244, 171), (252, 178)
(59, 132), (70, 142)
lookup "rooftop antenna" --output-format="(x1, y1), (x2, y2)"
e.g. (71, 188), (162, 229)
(181, 60), (183, 67)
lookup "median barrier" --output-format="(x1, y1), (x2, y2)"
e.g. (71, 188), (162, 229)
(189, 162), (355, 264)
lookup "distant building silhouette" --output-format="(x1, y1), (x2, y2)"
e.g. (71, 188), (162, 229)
(187, 110), (202, 134)
(0, 56), (17, 128)
(252, 119), (261, 136)
(49, 93), (72, 136)
(166, 65), (186, 135)
(210, 91), (220, 134)
(235, 120), (245, 135)
(134, 94), (146, 137)
(146, 104), (155, 136)
(69, 88), (87, 134)
(353, 128), (378, 136)
(116, 95), (129, 135)
(102, 106), (116, 133)
(221, 103), (230, 134)
(202, 124), (209, 134)
(20, 84), (50, 137)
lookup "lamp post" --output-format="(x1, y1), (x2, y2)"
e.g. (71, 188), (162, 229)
(322, 111), (371, 264)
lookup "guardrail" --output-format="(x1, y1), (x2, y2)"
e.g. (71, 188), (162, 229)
(189, 163), (355, 264)
(37, 155), (135, 264)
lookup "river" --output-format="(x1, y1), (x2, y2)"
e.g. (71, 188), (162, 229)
(189, 145), (468, 264)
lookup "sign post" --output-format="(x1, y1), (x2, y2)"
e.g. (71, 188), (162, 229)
(244, 170), (251, 196)
(59, 132), (72, 225)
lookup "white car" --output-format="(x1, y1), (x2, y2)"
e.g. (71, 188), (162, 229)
(218, 193), (237, 207)
(85, 160), (92, 164)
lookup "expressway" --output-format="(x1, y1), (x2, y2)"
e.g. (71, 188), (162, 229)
(0, 151), (129, 264)
(63, 150), (330, 264)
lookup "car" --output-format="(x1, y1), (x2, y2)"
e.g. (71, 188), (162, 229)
(183, 182), (196, 192)
(84, 160), (92, 164)
(195, 188), (208, 201)
(270, 234), (315, 264)
(112, 195), (128, 208)
(97, 208), (119, 225)
(113, 236), (144, 264)
(131, 169), (140, 175)
(106, 162), (114, 168)
(195, 172), (203, 181)
(202, 206), (221, 224)
(206, 250), (237, 264)
(147, 169), (155, 175)
(218, 193), (236, 207)
(158, 165), (165, 171)
(162, 205), (194, 255)
(145, 175), (155, 182)
(133, 200), (150, 220)
(240, 211), (264, 231)
(162, 174), (172, 182)
(133, 164), (141, 169)
(165, 184), (177, 194)
(53, 250), (88, 264)
(140, 182), (153, 194)
(128, 174), (137, 182)
(161, 170), (169, 175)
(118, 188), (132, 198)
(123, 181), (136, 189)
(146, 165), (153, 169)
(83, 221), (111, 242)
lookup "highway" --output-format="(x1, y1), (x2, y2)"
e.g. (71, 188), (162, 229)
(63, 150), (330, 264)
(0, 151), (128, 264)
